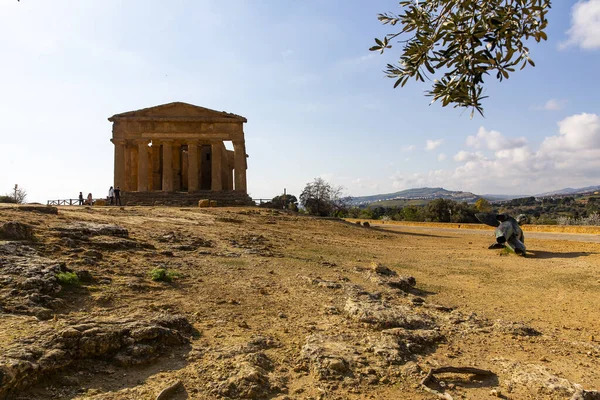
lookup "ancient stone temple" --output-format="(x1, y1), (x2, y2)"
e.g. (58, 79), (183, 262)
(109, 102), (253, 206)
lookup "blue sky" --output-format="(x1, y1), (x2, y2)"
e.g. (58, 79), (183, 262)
(1, 0), (599, 203)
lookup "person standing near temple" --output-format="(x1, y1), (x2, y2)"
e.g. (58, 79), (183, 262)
(108, 186), (115, 205)
(114, 186), (122, 206)
(78, 192), (84, 205)
(86, 193), (93, 205)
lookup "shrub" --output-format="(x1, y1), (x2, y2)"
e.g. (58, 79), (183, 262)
(150, 268), (182, 282)
(56, 272), (80, 286)
(0, 195), (16, 203)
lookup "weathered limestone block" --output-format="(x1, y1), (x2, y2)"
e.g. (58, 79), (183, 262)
(198, 199), (210, 207)
(0, 315), (193, 398)
(0, 222), (35, 241)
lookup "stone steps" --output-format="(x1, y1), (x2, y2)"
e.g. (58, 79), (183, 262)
(121, 191), (254, 207)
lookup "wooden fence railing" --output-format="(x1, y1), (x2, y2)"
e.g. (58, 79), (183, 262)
(47, 199), (99, 206)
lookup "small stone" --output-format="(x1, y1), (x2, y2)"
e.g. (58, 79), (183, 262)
(238, 321), (250, 329)
(490, 389), (501, 397)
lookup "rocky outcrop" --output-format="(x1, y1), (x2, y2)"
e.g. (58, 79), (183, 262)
(0, 315), (193, 399)
(344, 295), (435, 330)
(0, 222), (35, 241)
(54, 222), (129, 239)
(0, 253), (68, 319)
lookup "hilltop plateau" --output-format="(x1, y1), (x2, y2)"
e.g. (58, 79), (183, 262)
(0, 205), (599, 400)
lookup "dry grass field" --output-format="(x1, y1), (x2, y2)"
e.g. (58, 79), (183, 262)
(1, 205), (599, 399)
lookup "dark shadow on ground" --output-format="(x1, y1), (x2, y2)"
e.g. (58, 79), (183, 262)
(426, 372), (501, 398)
(16, 345), (192, 400)
(335, 219), (453, 238)
(527, 250), (595, 259)
(407, 287), (437, 296)
(371, 226), (453, 239)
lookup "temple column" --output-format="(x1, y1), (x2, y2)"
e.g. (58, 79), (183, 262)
(211, 142), (222, 191)
(233, 140), (247, 193)
(162, 140), (174, 192)
(111, 139), (126, 190)
(187, 140), (199, 192)
(136, 139), (149, 192)
(123, 143), (133, 191)
(151, 143), (161, 190)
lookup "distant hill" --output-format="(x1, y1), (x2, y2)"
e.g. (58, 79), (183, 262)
(482, 194), (527, 202)
(349, 187), (481, 206)
(536, 185), (600, 197)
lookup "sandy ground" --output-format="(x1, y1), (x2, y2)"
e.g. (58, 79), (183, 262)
(1, 206), (599, 400)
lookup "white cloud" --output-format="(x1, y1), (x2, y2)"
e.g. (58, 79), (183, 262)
(538, 113), (600, 174)
(561, 0), (600, 50)
(352, 178), (380, 191)
(437, 153), (447, 162)
(466, 127), (527, 151)
(453, 150), (485, 162)
(536, 99), (567, 111)
(391, 114), (600, 194)
(401, 145), (416, 152)
(425, 139), (443, 151)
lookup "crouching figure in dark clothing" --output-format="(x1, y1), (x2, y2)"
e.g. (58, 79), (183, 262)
(476, 213), (528, 256)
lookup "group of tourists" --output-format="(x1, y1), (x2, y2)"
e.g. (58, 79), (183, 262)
(77, 186), (122, 206)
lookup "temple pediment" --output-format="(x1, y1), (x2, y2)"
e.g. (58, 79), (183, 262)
(108, 102), (247, 122)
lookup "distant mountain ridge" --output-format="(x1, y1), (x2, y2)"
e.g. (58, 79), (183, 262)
(535, 185), (600, 197)
(348, 185), (600, 207)
(349, 187), (480, 206)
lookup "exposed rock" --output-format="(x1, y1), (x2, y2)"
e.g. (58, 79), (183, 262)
(0, 254), (67, 318)
(82, 250), (103, 260)
(299, 334), (357, 380)
(75, 270), (95, 283)
(230, 234), (277, 257)
(301, 276), (343, 289)
(366, 263), (416, 292)
(572, 390), (600, 400)
(371, 328), (444, 364)
(17, 206), (58, 215)
(344, 296), (436, 330)
(0, 242), (36, 256)
(0, 222), (35, 241)
(54, 222), (129, 239)
(205, 337), (282, 399)
(0, 315), (193, 398)
(88, 236), (155, 251)
(498, 360), (583, 397)
(215, 353), (275, 399)
(370, 262), (396, 276)
(493, 320), (541, 337)
(156, 380), (183, 400)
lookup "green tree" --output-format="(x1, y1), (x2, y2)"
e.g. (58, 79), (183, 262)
(425, 198), (455, 222)
(474, 198), (492, 212)
(402, 205), (424, 221)
(271, 194), (298, 210)
(299, 178), (347, 217)
(371, 0), (551, 116)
